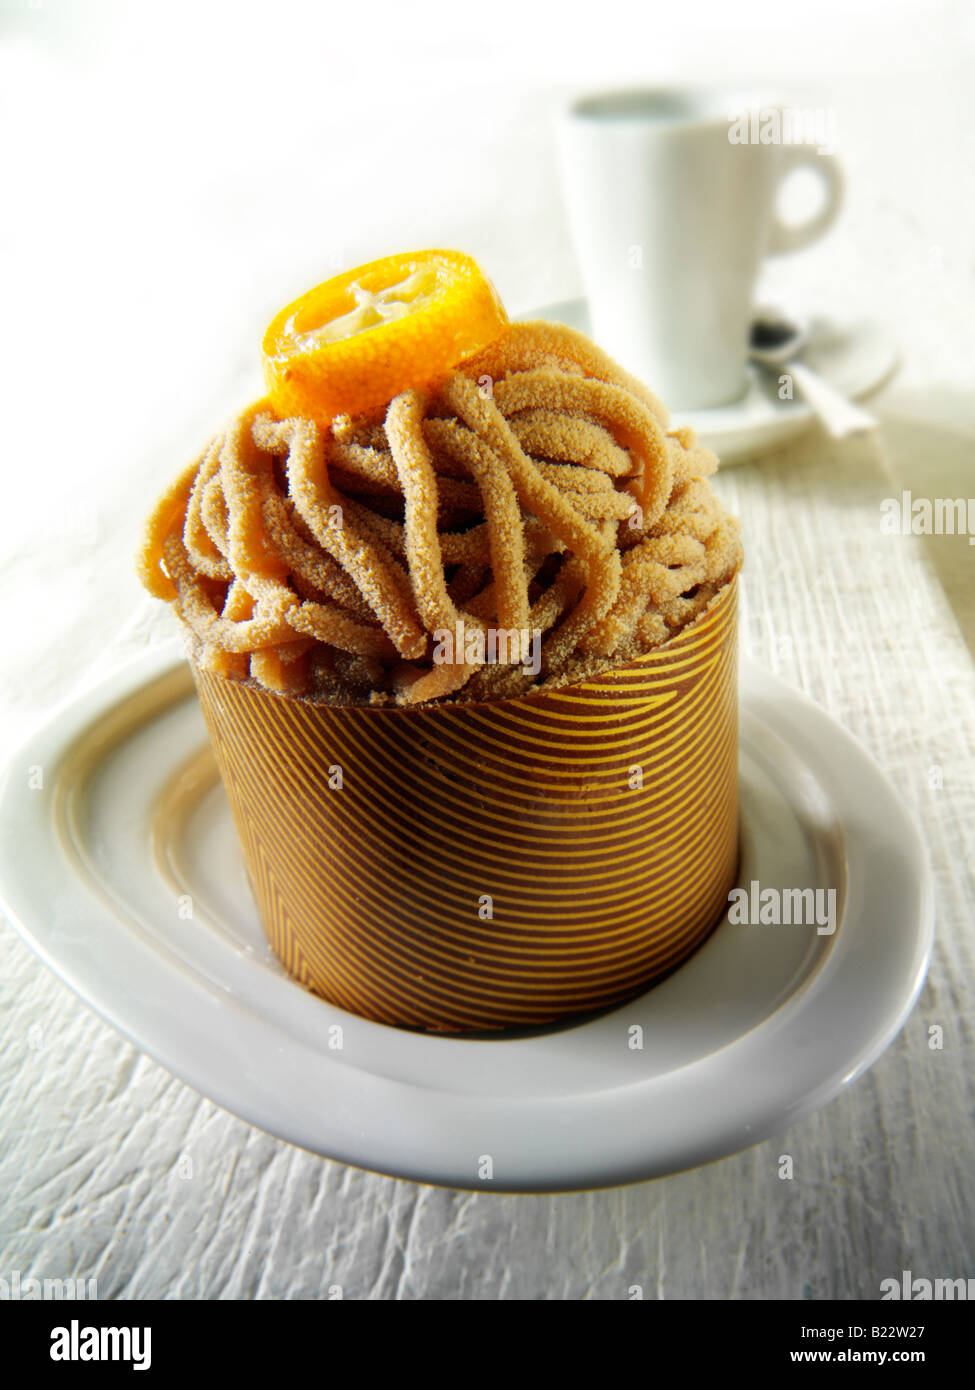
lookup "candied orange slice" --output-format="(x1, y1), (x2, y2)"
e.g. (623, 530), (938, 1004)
(262, 250), (509, 425)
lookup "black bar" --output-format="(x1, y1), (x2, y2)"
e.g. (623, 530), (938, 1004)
(3, 1297), (970, 1374)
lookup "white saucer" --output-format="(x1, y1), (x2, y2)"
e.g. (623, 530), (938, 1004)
(0, 646), (932, 1191)
(524, 300), (899, 462)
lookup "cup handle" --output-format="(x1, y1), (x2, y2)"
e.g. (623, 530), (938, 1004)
(767, 146), (844, 256)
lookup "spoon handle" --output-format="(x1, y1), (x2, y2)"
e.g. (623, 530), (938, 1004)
(786, 360), (877, 439)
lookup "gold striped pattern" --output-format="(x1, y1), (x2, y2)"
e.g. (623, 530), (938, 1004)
(193, 578), (738, 1031)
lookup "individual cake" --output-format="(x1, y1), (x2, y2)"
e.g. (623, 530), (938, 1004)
(137, 250), (743, 1031)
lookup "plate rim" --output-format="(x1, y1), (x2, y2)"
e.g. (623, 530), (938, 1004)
(0, 646), (934, 1192)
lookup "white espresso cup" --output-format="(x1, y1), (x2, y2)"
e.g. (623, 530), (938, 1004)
(558, 89), (844, 409)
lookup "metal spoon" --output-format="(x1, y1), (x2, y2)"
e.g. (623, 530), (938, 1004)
(749, 309), (877, 439)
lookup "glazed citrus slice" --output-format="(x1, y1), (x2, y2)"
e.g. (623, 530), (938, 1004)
(262, 250), (509, 424)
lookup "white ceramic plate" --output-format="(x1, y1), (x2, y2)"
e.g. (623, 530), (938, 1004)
(0, 645), (932, 1191)
(525, 300), (899, 462)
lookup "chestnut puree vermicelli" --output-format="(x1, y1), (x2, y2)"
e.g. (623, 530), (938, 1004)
(138, 320), (742, 705)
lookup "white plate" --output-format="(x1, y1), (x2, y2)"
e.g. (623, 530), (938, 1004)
(525, 300), (899, 462)
(0, 646), (932, 1192)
